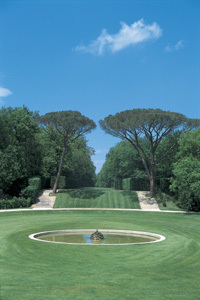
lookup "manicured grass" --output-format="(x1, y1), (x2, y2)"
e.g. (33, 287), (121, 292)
(158, 200), (183, 211)
(156, 192), (184, 211)
(53, 188), (140, 209)
(0, 210), (199, 299)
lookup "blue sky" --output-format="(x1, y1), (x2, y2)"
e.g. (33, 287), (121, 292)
(0, 0), (199, 173)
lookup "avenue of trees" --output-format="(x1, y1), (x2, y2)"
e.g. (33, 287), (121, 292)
(0, 106), (96, 198)
(97, 128), (200, 211)
(96, 140), (149, 189)
(100, 109), (200, 197)
(1, 106), (200, 211)
(39, 111), (96, 193)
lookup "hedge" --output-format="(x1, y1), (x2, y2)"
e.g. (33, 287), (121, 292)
(122, 178), (131, 190)
(28, 177), (41, 187)
(122, 177), (149, 191)
(113, 178), (122, 190)
(0, 197), (31, 209)
(114, 177), (150, 191)
(20, 176), (41, 204)
(131, 177), (149, 191)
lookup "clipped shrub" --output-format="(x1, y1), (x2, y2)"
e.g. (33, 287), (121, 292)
(21, 186), (37, 202)
(0, 197), (31, 209)
(0, 199), (8, 209)
(130, 178), (149, 191)
(50, 176), (66, 189)
(122, 178), (131, 190)
(18, 197), (31, 207)
(114, 178), (122, 190)
(122, 174), (149, 191)
(20, 177), (41, 204)
(130, 170), (150, 191)
(28, 177), (41, 187)
(117, 175), (149, 191)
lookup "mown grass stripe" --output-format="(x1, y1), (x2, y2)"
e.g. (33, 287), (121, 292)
(53, 188), (140, 209)
(0, 210), (199, 299)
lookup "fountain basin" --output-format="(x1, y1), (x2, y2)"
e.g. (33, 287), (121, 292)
(29, 229), (165, 245)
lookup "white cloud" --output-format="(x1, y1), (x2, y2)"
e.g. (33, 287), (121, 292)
(76, 19), (162, 55)
(165, 40), (184, 52)
(0, 86), (12, 97)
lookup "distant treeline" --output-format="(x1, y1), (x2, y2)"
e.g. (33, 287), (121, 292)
(1, 106), (200, 212)
(96, 130), (200, 211)
(0, 106), (96, 200)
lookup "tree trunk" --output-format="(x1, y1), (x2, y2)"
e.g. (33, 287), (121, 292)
(150, 163), (155, 197)
(52, 141), (67, 193)
(133, 142), (156, 197)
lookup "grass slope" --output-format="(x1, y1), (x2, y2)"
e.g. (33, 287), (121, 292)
(0, 210), (200, 299)
(156, 193), (183, 211)
(53, 188), (140, 209)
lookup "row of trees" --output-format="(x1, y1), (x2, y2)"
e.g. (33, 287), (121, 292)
(97, 129), (200, 211)
(1, 106), (199, 210)
(0, 107), (96, 196)
(96, 140), (148, 188)
(96, 134), (178, 190)
(39, 111), (96, 192)
(98, 109), (200, 211)
(100, 109), (200, 197)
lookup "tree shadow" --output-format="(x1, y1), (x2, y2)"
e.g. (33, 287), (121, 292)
(183, 212), (200, 215)
(121, 190), (138, 203)
(58, 188), (106, 199)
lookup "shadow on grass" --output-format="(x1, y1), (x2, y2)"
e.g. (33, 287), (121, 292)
(121, 190), (138, 203)
(184, 212), (200, 215)
(57, 188), (106, 199)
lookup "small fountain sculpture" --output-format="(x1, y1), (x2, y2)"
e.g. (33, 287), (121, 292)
(90, 229), (105, 241)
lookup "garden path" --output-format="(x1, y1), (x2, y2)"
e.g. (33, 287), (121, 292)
(137, 191), (160, 211)
(33, 189), (56, 209)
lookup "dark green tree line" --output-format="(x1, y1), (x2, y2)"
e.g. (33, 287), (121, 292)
(100, 109), (200, 197)
(39, 111), (96, 193)
(0, 106), (41, 195)
(39, 131), (96, 188)
(96, 140), (147, 188)
(97, 129), (200, 211)
(0, 107), (96, 197)
(170, 129), (200, 211)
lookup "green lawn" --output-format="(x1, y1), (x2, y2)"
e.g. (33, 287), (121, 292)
(53, 188), (140, 209)
(0, 210), (199, 299)
(158, 200), (183, 211)
(156, 192), (184, 211)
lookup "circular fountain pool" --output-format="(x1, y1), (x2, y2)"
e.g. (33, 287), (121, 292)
(29, 229), (165, 245)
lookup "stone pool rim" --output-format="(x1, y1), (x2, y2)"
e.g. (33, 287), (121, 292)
(29, 229), (166, 245)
